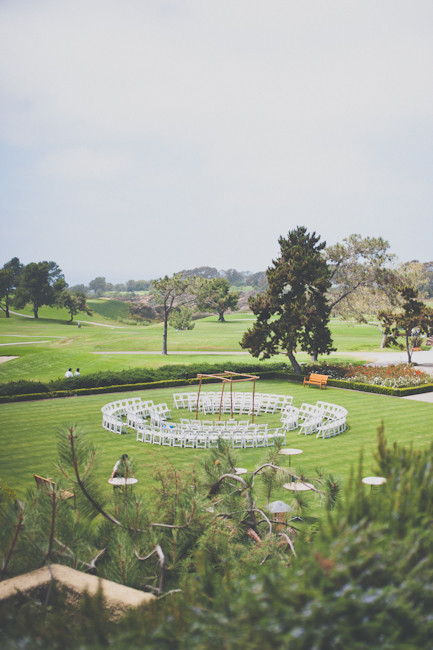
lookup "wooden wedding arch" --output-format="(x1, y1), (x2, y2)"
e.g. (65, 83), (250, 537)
(195, 371), (260, 422)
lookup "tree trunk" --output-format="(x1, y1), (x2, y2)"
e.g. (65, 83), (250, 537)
(33, 305), (39, 319)
(380, 332), (388, 349)
(405, 333), (412, 364)
(162, 315), (168, 355)
(310, 353), (317, 362)
(287, 350), (302, 374)
(218, 311), (225, 322)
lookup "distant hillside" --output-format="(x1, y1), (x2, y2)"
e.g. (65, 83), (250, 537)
(87, 299), (131, 321)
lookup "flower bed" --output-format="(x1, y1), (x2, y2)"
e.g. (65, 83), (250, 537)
(344, 363), (430, 388)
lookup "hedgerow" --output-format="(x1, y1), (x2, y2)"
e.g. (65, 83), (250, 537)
(0, 361), (432, 402)
(0, 362), (290, 397)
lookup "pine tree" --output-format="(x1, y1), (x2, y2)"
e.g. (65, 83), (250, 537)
(241, 227), (334, 372)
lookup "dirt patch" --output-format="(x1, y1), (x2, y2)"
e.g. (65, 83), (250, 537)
(0, 356), (18, 364)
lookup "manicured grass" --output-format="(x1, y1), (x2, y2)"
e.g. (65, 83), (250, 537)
(1, 380), (432, 512)
(0, 307), (385, 383)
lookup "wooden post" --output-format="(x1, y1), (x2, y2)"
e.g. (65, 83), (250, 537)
(195, 376), (203, 421)
(252, 378), (256, 424)
(218, 381), (226, 422)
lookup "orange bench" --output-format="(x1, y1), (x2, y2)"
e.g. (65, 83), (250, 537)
(34, 474), (75, 501)
(303, 373), (328, 389)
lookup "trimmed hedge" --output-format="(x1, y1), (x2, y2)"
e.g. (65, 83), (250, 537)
(0, 362), (432, 403)
(0, 363), (287, 404)
(0, 361), (291, 397)
(287, 372), (433, 397)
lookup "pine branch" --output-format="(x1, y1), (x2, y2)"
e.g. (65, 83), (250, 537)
(67, 428), (196, 533)
(135, 544), (166, 592)
(157, 589), (183, 600)
(251, 463), (288, 478)
(252, 508), (273, 535)
(278, 532), (297, 556)
(150, 500), (196, 529)
(1, 510), (24, 578)
(53, 538), (106, 573)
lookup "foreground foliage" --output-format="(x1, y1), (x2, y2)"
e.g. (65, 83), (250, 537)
(2, 426), (433, 648)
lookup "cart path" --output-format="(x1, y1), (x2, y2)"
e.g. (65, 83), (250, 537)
(9, 311), (125, 329)
(91, 350), (250, 355)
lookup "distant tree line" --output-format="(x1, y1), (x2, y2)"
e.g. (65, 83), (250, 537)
(67, 268), (268, 297)
(0, 257), (92, 322)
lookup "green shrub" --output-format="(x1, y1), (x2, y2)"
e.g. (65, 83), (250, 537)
(1, 360), (432, 403)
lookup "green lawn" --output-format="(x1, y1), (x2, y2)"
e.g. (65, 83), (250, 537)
(1, 380), (432, 513)
(3, 304), (428, 515)
(0, 305), (386, 383)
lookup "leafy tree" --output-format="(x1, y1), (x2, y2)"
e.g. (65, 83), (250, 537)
(423, 260), (433, 297)
(14, 261), (65, 318)
(222, 268), (245, 286)
(134, 279), (151, 291)
(249, 271), (268, 290)
(88, 277), (107, 297)
(196, 277), (239, 322)
(379, 286), (433, 363)
(179, 266), (220, 279)
(329, 264), (402, 348)
(57, 290), (93, 323)
(241, 227), (334, 373)
(152, 274), (196, 354)
(169, 305), (195, 331)
(0, 257), (22, 317)
(326, 234), (395, 314)
(68, 283), (89, 294)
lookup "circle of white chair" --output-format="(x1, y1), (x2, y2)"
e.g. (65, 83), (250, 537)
(101, 392), (348, 448)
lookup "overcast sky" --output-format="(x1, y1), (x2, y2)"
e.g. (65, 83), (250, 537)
(1, 0), (432, 285)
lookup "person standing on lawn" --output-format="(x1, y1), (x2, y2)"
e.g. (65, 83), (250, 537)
(110, 454), (135, 479)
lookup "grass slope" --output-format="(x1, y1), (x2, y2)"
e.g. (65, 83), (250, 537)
(0, 307), (385, 383)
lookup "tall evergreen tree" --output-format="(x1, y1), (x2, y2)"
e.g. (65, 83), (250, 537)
(241, 227), (334, 373)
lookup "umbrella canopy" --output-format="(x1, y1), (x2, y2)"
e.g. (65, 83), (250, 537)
(266, 500), (292, 514)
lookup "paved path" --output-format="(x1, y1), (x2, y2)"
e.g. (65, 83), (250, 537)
(0, 340), (52, 347)
(9, 311), (125, 329)
(77, 320), (126, 329)
(403, 392), (433, 403)
(91, 350), (250, 355)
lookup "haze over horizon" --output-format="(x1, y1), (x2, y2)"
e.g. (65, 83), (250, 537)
(1, 1), (432, 285)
